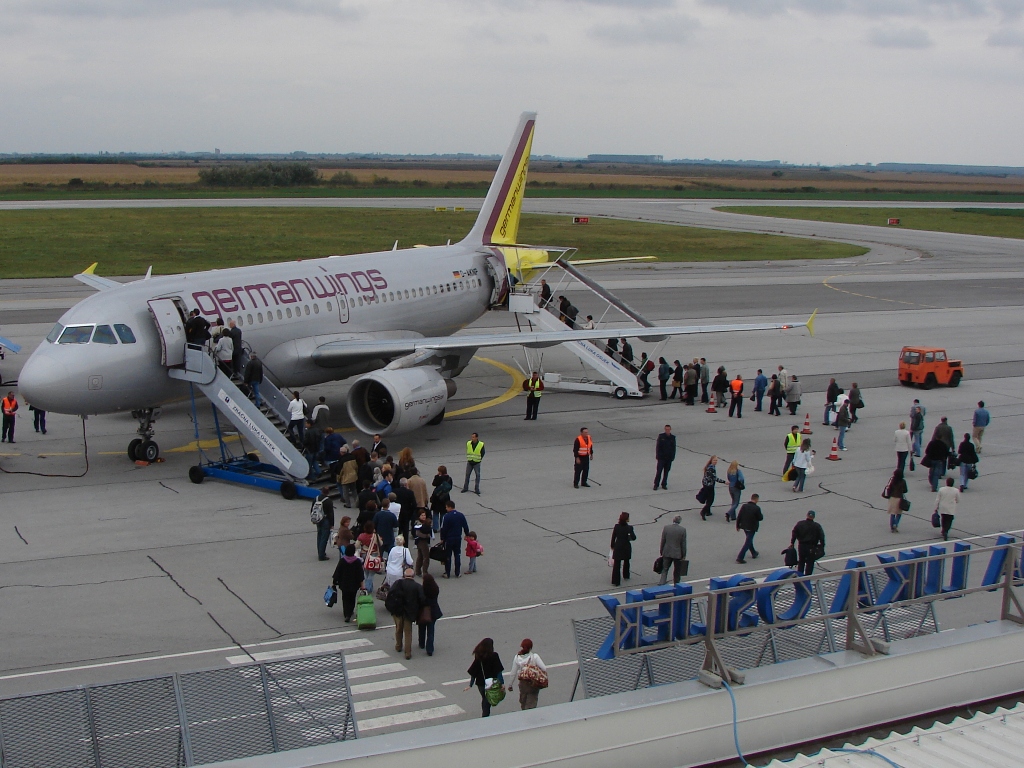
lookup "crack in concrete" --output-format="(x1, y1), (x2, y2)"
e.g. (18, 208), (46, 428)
(0, 575), (163, 591)
(14, 526), (27, 545)
(472, 501), (507, 516)
(522, 517), (604, 558)
(147, 555), (203, 605)
(158, 481), (179, 494)
(217, 577), (282, 636)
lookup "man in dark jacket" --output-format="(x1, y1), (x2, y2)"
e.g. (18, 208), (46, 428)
(657, 357), (672, 400)
(373, 499), (399, 555)
(242, 352), (264, 406)
(653, 425), (676, 490)
(227, 319), (243, 375)
(824, 378), (840, 425)
(439, 500), (470, 578)
(711, 367), (729, 408)
(312, 490), (335, 562)
(932, 417), (955, 452)
(699, 357), (711, 404)
(924, 436), (951, 492)
(791, 510), (825, 576)
(394, 478), (418, 542)
(386, 567), (424, 659)
(735, 494), (764, 564)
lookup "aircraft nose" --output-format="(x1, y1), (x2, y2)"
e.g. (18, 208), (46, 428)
(18, 353), (71, 413)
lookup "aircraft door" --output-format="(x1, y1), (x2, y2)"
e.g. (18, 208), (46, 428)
(484, 252), (510, 307)
(148, 298), (187, 367)
(337, 291), (350, 324)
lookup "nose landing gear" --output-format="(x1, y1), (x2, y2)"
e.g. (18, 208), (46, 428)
(128, 407), (161, 462)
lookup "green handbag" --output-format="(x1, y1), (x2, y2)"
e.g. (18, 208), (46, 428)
(485, 678), (506, 706)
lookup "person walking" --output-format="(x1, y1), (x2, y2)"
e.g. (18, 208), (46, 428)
(285, 391), (307, 444)
(777, 365), (790, 392)
(923, 436), (950, 492)
(753, 369), (768, 412)
(848, 382), (863, 424)
(658, 515), (687, 585)
(573, 427), (593, 488)
(725, 460), (745, 521)
(711, 367), (729, 409)
(791, 439), (814, 493)
(370, 434), (388, 459)
(464, 639), (505, 718)
(311, 489), (335, 562)
(791, 511), (825, 576)
(386, 567), (424, 660)
(883, 469), (908, 533)
(356, 521), (382, 595)
(609, 512), (636, 586)
(932, 417), (955, 453)
(735, 494), (763, 564)
(417, 573), (442, 656)
(311, 396), (330, 432)
(835, 400), (851, 451)
(700, 357), (711, 404)
(657, 357), (672, 400)
(728, 374), (744, 418)
(523, 372), (544, 420)
(28, 402), (46, 435)
(338, 447), (359, 508)
(653, 425), (676, 490)
(972, 401), (990, 454)
(782, 425), (801, 477)
(910, 402), (926, 457)
(440, 499), (470, 578)
(824, 378), (840, 425)
(935, 477), (960, 541)
(957, 434), (979, 492)
(462, 433), (485, 495)
(413, 510), (433, 576)
(430, 465), (453, 532)
(539, 278), (552, 308)
(407, 467), (430, 512)
(682, 364), (697, 405)
(670, 360), (683, 400)
(784, 375), (802, 416)
(332, 544), (365, 623)
(385, 534), (415, 586)
(638, 353), (654, 394)
(2, 391), (18, 443)
(698, 456), (726, 520)
(227, 319), (243, 375)
(768, 374), (783, 416)
(894, 422), (912, 473)
(508, 639), (547, 710)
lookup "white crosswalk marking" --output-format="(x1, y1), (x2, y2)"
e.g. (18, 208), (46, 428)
(225, 638), (372, 665)
(353, 691), (444, 712)
(356, 705), (466, 732)
(349, 676), (424, 695)
(346, 662), (407, 680)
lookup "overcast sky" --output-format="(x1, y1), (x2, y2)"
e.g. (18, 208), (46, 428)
(2, 0), (1023, 164)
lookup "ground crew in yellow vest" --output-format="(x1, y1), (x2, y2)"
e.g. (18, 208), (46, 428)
(782, 425), (801, 478)
(523, 371), (544, 421)
(461, 433), (486, 495)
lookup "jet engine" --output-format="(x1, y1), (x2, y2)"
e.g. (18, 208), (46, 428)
(347, 367), (456, 436)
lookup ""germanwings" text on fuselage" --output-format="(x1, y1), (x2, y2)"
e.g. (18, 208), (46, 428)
(191, 268), (389, 316)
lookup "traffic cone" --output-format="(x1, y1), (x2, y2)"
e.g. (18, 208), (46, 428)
(801, 413), (813, 434)
(825, 437), (841, 461)
(706, 402), (717, 413)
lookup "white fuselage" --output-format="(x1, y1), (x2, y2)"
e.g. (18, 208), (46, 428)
(20, 243), (492, 415)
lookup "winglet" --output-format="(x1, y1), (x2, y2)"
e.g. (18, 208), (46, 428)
(462, 112), (536, 247)
(806, 309), (818, 337)
(83, 262), (99, 275)
(74, 263), (121, 292)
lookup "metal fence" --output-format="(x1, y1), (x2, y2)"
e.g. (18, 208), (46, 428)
(574, 533), (1023, 699)
(0, 651), (356, 768)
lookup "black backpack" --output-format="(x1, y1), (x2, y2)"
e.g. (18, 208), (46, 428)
(384, 582), (406, 615)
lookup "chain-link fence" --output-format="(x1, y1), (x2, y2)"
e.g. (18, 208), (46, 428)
(0, 651), (356, 768)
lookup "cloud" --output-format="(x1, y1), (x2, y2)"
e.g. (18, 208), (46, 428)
(867, 25), (933, 47)
(0, 0), (366, 20)
(988, 25), (1024, 47)
(589, 13), (700, 44)
(701, 0), (992, 19)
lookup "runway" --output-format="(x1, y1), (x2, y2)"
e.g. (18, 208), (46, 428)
(0, 198), (1022, 741)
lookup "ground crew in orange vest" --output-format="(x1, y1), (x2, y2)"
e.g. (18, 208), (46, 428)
(573, 427), (593, 488)
(2, 391), (18, 443)
(728, 374), (745, 419)
(523, 372), (544, 421)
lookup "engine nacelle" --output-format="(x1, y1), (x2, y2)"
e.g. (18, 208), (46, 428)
(347, 367), (456, 436)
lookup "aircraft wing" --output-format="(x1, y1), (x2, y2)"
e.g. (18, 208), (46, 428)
(73, 263), (122, 292)
(0, 335), (21, 354)
(312, 315), (813, 367)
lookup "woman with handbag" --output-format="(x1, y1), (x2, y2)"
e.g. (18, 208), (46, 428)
(935, 476), (960, 541)
(332, 544), (365, 623)
(698, 455), (727, 520)
(725, 460), (745, 522)
(385, 534), (415, 586)
(883, 469), (909, 533)
(509, 639), (548, 710)
(791, 440), (814, 493)
(609, 512), (636, 586)
(957, 434), (979, 492)
(464, 638), (505, 717)
(356, 521), (383, 594)
(416, 573), (443, 656)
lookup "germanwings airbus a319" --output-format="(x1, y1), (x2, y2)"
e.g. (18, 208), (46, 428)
(19, 112), (812, 463)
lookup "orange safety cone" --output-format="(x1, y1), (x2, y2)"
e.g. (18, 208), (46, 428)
(825, 437), (841, 461)
(706, 401), (717, 413)
(801, 413), (813, 434)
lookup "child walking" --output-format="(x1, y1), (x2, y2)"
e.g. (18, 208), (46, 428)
(465, 531), (483, 573)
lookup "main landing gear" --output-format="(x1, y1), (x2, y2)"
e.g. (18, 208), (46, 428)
(128, 407), (161, 462)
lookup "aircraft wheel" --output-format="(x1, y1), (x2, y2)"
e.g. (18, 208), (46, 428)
(427, 409), (445, 426)
(280, 480), (298, 500)
(139, 440), (160, 462)
(614, 387), (628, 400)
(128, 438), (143, 461)
(188, 466), (205, 484)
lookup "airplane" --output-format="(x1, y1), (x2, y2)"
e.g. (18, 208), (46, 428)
(19, 112), (814, 464)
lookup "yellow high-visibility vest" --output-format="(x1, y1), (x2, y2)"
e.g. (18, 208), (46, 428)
(466, 440), (485, 463)
(527, 378), (543, 397)
(786, 433), (801, 453)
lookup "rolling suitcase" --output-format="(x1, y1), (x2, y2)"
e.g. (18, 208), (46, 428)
(356, 591), (376, 630)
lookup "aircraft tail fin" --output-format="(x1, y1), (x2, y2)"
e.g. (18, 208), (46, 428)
(461, 111), (536, 247)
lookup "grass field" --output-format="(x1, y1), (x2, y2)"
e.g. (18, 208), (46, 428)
(0, 209), (867, 278)
(717, 206), (1024, 239)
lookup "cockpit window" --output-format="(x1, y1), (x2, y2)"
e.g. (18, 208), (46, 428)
(46, 323), (64, 343)
(57, 325), (94, 344)
(92, 325), (118, 344)
(114, 324), (137, 344)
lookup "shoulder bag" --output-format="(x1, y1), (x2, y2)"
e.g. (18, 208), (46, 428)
(518, 654), (549, 689)
(485, 678), (507, 706)
(364, 536), (384, 574)
(899, 497), (911, 512)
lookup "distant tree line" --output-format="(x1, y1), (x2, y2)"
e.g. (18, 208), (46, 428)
(198, 163), (323, 187)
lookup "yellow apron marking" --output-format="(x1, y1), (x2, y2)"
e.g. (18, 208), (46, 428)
(822, 274), (940, 309)
(447, 357), (526, 418)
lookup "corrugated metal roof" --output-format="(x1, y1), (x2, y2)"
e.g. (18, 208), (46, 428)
(763, 702), (1024, 767)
